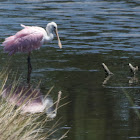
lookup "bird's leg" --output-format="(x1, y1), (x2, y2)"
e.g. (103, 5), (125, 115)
(27, 52), (32, 84)
(28, 52), (32, 72)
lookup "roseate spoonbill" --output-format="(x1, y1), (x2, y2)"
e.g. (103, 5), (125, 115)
(2, 22), (62, 80)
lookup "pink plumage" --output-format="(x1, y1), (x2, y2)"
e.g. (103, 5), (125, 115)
(2, 22), (62, 55)
(2, 24), (44, 55)
(2, 22), (62, 79)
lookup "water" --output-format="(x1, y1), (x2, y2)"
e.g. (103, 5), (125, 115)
(0, 0), (140, 139)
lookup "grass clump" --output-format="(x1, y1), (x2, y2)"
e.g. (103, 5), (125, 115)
(0, 71), (67, 140)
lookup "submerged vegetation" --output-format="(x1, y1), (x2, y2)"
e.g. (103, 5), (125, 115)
(0, 70), (67, 140)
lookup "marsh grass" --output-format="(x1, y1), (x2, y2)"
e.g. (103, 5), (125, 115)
(122, 88), (140, 119)
(0, 71), (67, 140)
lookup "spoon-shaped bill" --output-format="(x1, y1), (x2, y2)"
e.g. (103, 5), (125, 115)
(55, 29), (62, 49)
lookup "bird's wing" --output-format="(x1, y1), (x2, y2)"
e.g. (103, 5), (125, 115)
(20, 24), (26, 28)
(2, 27), (44, 55)
(20, 24), (31, 29)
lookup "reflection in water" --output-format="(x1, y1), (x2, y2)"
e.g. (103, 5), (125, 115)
(0, 62), (62, 119)
(102, 75), (113, 86)
(1, 85), (60, 119)
(129, 76), (138, 85)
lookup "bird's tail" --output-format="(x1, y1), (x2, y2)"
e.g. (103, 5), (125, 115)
(2, 35), (16, 55)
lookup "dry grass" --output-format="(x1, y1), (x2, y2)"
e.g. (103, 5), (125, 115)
(0, 70), (68, 140)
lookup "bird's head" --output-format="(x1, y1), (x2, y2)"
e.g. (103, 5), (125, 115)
(47, 22), (62, 49)
(47, 22), (57, 32)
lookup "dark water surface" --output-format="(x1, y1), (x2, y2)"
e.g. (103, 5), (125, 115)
(0, 0), (140, 140)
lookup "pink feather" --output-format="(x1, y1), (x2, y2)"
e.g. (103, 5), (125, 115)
(2, 25), (44, 55)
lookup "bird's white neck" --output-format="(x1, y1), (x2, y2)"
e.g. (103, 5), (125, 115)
(45, 26), (54, 42)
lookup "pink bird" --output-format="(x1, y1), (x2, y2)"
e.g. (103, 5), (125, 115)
(2, 22), (62, 82)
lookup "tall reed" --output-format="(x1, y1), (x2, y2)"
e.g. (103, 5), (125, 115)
(0, 71), (66, 140)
